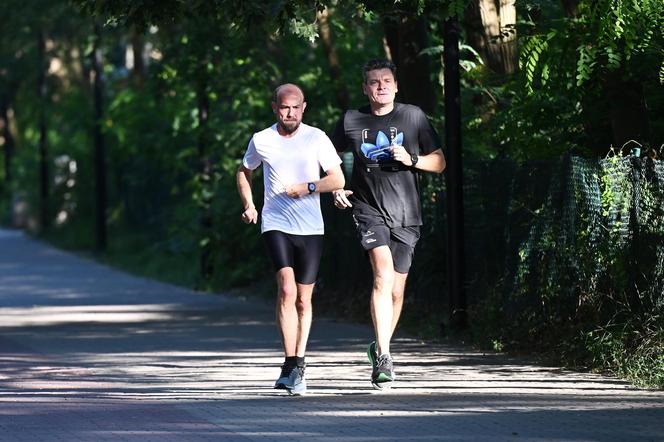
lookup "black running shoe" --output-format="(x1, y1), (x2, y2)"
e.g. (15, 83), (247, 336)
(371, 354), (394, 389)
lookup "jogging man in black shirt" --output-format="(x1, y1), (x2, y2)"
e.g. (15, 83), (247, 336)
(330, 59), (446, 389)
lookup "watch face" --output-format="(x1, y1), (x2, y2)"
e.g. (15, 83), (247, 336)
(308, 183), (316, 193)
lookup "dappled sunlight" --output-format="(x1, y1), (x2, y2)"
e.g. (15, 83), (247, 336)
(1, 230), (662, 441)
(0, 304), (182, 327)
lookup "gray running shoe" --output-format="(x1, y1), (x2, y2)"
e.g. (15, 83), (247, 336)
(287, 366), (307, 396)
(371, 354), (394, 389)
(274, 364), (292, 390)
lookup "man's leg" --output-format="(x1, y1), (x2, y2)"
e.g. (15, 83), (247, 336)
(368, 246), (395, 356)
(388, 226), (418, 338)
(391, 271), (408, 336)
(294, 282), (315, 357)
(281, 233), (321, 395)
(275, 267), (298, 356)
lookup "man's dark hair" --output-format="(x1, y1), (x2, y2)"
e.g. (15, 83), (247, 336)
(362, 59), (397, 83)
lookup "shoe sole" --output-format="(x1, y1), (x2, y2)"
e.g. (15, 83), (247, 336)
(287, 382), (307, 396)
(371, 379), (393, 390)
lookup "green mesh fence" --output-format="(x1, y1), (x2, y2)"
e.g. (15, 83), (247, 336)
(506, 155), (664, 329)
(318, 154), (664, 336)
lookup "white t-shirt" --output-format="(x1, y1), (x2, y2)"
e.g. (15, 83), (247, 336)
(242, 123), (341, 235)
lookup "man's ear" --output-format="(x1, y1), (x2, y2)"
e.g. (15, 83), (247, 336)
(302, 101), (307, 112)
(362, 83), (368, 96)
(271, 102), (278, 113)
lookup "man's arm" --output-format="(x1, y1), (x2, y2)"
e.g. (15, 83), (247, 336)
(391, 146), (446, 173)
(236, 165), (258, 224)
(285, 165), (345, 199)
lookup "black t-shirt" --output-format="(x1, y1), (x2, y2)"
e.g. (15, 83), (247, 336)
(331, 103), (441, 227)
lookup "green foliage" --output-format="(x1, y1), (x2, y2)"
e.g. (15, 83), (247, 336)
(520, 33), (552, 93)
(587, 317), (664, 387)
(520, 0), (664, 91)
(471, 154), (664, 388)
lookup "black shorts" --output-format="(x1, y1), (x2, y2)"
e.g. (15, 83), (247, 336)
(352, 212), (420, 274)
(262, 230), (324, 285)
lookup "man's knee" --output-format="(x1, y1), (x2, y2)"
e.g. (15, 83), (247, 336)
(295, 284), (314, 313)
(295, 296), (312, 314)
(373, 268), (395, 294)
(369, 247), (395, 289)
(391, 272), (408, 301)
(276, 270), (297, 303)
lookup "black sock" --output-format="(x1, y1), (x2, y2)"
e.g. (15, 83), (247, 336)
(285, 356), (298, 369)
(296, 356), (305, 368)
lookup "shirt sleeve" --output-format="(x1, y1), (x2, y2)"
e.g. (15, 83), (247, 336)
(417, 109), (442, 156)
(242, 136), (262, 170)
(317, 132), (343, 172)
(329, 114), (348, 153)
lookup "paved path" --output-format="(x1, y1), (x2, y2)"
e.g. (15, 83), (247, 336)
(0, 229), (662, 441)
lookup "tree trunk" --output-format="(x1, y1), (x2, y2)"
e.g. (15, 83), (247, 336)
(464, 0), (518, 74)
(560, 0), (579, 17)
(37, 30), (50, 230)
(92, 22), (108, 251)
(383, 13), (436, 113)
(197, 73), (213, 281)
(317, 7), (350, 110)
(0, 97), (14, 185)
(443, 17), (467, 330)
(130, 26), (145, 88)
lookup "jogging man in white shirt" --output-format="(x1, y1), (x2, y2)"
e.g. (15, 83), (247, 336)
(236, 83), (344, 395)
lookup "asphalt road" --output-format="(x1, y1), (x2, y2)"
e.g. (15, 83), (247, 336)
(1, 229), (662, 441)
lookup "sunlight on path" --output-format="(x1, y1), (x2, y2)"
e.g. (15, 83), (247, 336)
(1, 229), (663, 441)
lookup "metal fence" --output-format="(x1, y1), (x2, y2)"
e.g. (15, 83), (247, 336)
(317, 154), (664, 331)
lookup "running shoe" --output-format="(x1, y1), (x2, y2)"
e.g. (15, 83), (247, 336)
(371, 354), (394, 389)
(367, 341), (378, 368)
(369, 341), (396, 381)
(287, 365), (307, 396)
(274, 364), (292, 390)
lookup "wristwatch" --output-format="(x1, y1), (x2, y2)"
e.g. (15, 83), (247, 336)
(410, 153), (419, 167)
(307, 182), (316, 194)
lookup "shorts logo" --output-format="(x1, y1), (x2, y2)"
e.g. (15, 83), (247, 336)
(365, 238), (376, 244)
(362, 230), (375, 237)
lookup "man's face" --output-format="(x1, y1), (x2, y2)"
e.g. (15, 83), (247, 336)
(362, 68), (398, 107)
(272, 93), (306, 135)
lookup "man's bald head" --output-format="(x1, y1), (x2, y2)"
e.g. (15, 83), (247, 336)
(271, 83), (307, 136)
(272, 83), (305, 104)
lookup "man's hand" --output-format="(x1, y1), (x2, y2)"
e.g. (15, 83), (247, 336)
(286, 183), (308, 199)
(241, 206), (258, 224)
(390, 144), (413, 166)
(333, 189), (353, 209)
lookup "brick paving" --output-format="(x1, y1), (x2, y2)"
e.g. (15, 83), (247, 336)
(0, 228), (662, 441)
